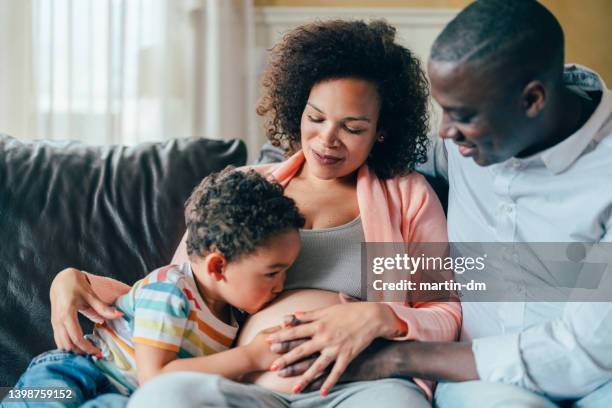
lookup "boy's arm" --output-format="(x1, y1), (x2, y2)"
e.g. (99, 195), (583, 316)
(135, 335), (271, 385)
(135, 344), (256, 384)
(161, 345), (256, 380)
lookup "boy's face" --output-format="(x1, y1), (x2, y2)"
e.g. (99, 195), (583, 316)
(221, 229), (301, 314)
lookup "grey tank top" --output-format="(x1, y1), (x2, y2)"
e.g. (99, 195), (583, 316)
(283, 216), (365, 300)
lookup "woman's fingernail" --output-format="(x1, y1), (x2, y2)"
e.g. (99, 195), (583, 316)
(292, 383), (303, 394)
(265, 337), (274, 344)
(114, 310), (123, 318)
(270, 363), (280, 371)
(321, 388), (329, 396)
(95, 353), (103, 359)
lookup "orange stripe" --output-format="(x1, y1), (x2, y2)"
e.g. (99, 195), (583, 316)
(188, 311), (233, 347)
(98, 323), (135, 358)
(132, 337), (180, 353)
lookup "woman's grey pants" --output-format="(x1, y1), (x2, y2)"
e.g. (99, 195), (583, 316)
(127, 372), (430, 408)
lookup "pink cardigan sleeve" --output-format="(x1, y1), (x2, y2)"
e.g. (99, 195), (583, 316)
(386, 177), (462, 342)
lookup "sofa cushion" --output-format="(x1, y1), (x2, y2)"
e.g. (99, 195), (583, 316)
(0, 134), (246, 387)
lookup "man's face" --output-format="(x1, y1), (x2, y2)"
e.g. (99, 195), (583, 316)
(428, 60), (534, 166)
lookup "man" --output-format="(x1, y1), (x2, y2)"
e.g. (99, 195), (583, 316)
(278, 1), (612, 406)
(419, 0), (612, 406)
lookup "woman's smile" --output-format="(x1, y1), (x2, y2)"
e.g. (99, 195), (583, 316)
(311, 148), (344, 166)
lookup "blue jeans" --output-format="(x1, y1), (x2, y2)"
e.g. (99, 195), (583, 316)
(2, 350), (128, 408)
(435, 380), (612, 408)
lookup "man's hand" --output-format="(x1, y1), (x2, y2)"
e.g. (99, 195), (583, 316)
(277, 338), (403, 390)
(275, 337), (479, 388)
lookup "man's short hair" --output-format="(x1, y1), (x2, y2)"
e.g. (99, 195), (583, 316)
(431, 0), (564, 80)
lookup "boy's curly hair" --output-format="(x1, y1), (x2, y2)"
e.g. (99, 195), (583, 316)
(185, 167), (304, 261)
(256, 19), (430, 179)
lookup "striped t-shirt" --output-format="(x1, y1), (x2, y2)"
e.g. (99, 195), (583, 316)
(87, 262), (239, 394)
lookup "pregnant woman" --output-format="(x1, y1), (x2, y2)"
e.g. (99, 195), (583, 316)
(50, 20), (460, 407)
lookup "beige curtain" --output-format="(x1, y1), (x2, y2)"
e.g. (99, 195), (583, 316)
(198, 0), (257, 162)
(0, 0), (257, 155)
(0, 0), (35, 139)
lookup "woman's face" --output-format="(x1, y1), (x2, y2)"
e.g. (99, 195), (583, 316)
(300, 78), (382, 181)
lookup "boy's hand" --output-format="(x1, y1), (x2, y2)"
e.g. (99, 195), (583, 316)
(245, 326), (282, 371)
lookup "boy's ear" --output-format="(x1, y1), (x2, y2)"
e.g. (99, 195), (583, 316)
(204, 253), (227, 281)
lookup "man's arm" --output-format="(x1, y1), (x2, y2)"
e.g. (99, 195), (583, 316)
(337, 290), (612, 397)
(337, 339), (478, 383)
(281, 338), (479, 387)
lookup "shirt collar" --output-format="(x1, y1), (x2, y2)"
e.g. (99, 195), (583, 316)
(539, 65), (611, 174)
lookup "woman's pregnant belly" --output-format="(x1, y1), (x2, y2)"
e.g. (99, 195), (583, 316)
(236, 289), (341, 393)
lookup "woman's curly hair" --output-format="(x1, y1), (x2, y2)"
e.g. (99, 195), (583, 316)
(185, 167), (304, 261)
(256, 19), (430, 179)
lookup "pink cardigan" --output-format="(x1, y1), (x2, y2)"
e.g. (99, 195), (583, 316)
(88, 151), (461, 399)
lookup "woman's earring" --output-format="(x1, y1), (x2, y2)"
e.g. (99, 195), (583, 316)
(377, 135), (385, 143)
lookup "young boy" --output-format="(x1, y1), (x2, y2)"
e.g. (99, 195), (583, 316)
(7, 168), (304, 406)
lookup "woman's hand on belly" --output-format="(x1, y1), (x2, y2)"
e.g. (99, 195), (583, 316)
(235, 289), (341, 393)
(265, 299), (404, 396)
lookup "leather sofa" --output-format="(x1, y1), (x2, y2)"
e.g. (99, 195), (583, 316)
(0, 135), (448, 392)
(0, 134), (247, 389)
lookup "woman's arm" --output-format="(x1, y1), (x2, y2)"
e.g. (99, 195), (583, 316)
(50, 233), (189, 354)
(386, 175), (461, 342)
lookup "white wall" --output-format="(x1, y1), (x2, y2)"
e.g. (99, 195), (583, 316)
(251, 6), (457, 148)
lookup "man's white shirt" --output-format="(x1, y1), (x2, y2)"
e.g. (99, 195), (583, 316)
(420, 65), (612, 398)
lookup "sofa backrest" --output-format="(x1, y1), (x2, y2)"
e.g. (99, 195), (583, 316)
(0, 135), (247, 387)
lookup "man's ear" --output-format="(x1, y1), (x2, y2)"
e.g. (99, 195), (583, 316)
(522, 80), (546, 118)
(204, 252), (227, 281)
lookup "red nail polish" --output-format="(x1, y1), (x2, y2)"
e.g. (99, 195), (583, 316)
(265, 337), (274, 344)
(292, 383), (303, 394)
(95, 353), (103, 359)
(321, 388), (329, 396)
(270, 363), (279, 371)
